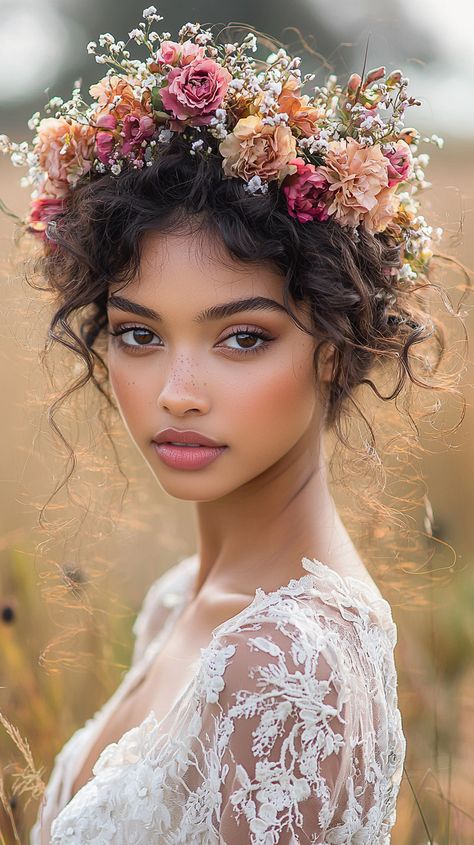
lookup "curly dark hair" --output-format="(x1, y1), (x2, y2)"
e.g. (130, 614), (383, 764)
(18, 126), (471, 602)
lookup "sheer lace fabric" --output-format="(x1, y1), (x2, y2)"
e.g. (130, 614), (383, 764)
(30, 554), (406, 844)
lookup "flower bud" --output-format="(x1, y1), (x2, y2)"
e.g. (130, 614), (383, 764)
(397, 127), (420, 145)
(365, 66), (385, 86)
(347, 73), (361, 93)
(386, 69), (402, 86)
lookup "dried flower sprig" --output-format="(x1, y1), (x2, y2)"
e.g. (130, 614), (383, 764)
(0, 5), (444, 286)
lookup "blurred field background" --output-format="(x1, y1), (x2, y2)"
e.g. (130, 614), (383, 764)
(0, 0), (473, 843)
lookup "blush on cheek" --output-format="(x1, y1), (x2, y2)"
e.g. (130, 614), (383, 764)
(231, 361), (316, 443)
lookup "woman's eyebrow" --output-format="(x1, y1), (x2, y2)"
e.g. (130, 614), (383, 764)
(106, 294), (289, 323)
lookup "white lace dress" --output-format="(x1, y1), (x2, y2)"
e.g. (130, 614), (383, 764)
(30, 553), (406, 845)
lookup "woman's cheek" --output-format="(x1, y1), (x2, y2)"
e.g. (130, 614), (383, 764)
(227, 355), (316, 445)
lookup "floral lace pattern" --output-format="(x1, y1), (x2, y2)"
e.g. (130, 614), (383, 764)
(31, 555), (406, 844)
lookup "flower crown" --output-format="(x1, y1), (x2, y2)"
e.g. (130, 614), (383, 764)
(0, 5), (444, 286)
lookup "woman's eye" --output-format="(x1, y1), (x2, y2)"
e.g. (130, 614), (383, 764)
(219, 329), (273, 355)
(107, 325), (274, 357)
(108, 326), (161, 351)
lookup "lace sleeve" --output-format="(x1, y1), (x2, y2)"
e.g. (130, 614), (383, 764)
(193, 609), (402, 844)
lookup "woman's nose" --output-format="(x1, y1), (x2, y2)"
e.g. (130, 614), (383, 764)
(157, 357), (210, 415)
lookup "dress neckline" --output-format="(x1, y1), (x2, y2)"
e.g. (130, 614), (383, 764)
(64, 554), (394, 810)
(143, 553), (393, 658)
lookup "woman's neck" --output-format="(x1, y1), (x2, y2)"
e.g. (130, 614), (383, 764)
(191, 431), (361, 600)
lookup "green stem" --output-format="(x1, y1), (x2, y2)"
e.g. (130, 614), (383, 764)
(0, 198), (22, 223)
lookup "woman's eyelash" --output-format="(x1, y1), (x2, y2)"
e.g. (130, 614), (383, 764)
(107, 324), (274, 357)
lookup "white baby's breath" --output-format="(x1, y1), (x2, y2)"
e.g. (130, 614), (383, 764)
(142, 6), (163, 21)
(98, 33), (115, 47)
(429, 133), (444, 148)
(243, 175), (268, 195)
(399, 262), (418, 282)
(27, 112), (41, 130)
(158, 128), (174, 143)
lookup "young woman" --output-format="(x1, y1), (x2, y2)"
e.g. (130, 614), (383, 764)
(1, 8), (468, 844)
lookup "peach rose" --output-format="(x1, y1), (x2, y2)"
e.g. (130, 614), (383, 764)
(317, 137), (389, 228)
(364, 185), (401, 233)
(89, 75), (150, 120)
(219, 115), (298, 184)
(161, 58), (232, 126)
(278, 76), (324, 138)
(34, 117), (95, 194)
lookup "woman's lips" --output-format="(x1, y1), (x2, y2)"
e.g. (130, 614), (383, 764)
(152, 442), (227, 470)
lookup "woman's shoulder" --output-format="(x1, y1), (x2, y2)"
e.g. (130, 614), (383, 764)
(131, 552), (198, 665)
(197, 559), (401, 710)
(210, 556), (398, 658)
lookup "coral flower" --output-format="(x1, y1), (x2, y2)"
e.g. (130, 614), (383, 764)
(219, 115), (298, 184)
(34, 117), (95, 194)
(317, 137), (390, 228)
(277, 76), (324, 138)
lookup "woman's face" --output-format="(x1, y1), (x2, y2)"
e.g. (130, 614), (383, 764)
(106, 228), (328, 502)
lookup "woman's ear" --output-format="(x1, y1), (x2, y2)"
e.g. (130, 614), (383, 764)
(318, 342), (336, 383)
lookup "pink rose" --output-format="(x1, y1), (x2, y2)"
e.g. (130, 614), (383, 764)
(282, 158), (331, 223)
(161, 58), (232, 126)
(94, 111), (156, 163)
(28, 195), (66, 242)
(384, 140), (413, 187)
(155, 39), (205, 67)
(95, 113), (117, 164)
(121, 113), (155, 156)
(155, 40), (181, 65)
